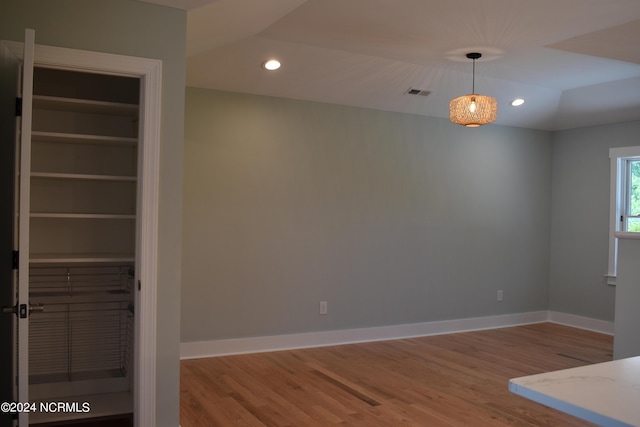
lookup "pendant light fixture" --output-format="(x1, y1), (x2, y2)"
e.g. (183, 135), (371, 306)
(449, 52), (497, 127)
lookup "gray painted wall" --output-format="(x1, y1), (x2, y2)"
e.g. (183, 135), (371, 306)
(549, 121), (640, 321)
(0, 1), (186, 425)
(182, 88), (553, 342)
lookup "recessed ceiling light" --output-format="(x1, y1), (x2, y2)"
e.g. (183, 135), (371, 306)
(262, 59), (281, 71)
(511, 98), (525, 107)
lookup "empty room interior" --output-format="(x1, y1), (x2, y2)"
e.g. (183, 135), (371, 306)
(1, 0), (640, 426)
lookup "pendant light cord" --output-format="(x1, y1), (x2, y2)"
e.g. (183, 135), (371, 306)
(472, 57), (475, 94)
(466, 52), (481, 94)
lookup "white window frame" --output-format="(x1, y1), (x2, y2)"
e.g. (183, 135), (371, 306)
(622, 159), (640, 231)
(607, 146), (640, 285)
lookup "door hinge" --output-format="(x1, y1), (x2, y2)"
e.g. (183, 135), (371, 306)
(15, 97), (22, 117)
(12, 250), (18, 269)
(138, 280), (141, 291)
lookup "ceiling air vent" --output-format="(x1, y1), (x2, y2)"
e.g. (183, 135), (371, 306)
(406, 88), (431, 96)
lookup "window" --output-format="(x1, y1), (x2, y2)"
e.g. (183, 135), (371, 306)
(622, 160), (640, 232)
(607, 147), (640, 285)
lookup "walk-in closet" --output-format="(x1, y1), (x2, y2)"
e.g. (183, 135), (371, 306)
(25, 67), (140, 424)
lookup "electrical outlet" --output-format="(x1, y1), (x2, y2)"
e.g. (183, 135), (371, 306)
(319, 301), (328, 315)
(497, 290), (503, 302)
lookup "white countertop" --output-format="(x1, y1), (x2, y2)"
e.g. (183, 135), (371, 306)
(509, 356), (640, 427)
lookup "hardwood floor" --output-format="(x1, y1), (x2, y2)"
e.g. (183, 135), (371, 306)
(180, 323), (613, 426)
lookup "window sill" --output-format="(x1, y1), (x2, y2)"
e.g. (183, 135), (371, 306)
(615, 232), (640, 240)
(605, 274), (617, 286)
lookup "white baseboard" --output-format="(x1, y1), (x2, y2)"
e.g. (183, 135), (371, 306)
(547, 311), (614, 335)
(181, 310), (614, 360)
(181, 311), (550, 359)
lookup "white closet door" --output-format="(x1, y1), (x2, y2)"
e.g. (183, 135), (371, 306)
(17, 28), (35, 426)
(0, 32), (21, 427)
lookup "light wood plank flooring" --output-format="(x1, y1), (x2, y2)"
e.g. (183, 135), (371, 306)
(180, 323), (613, 426)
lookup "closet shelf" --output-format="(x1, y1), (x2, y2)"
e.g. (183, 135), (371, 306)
(31, 172), (137, 182)
(30, 253), (135, 264)
(29, 289), (131, 300)
(32, 131), (138, 146)
(31, 213), (136, 219)
(33, 95), (139, 117)
(30, 369), (127, 386)
(29, 264), (133, 300)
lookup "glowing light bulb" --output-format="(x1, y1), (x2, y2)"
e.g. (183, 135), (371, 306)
(262, 59), (281, 71)
(469, 99), (477, 113)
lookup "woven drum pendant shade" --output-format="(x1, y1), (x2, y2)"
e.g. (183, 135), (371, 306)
(449, 52), (497, 127)
(449, 94), (497, 127)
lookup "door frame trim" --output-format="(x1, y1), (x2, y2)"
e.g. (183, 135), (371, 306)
(2, 40), (161, 427)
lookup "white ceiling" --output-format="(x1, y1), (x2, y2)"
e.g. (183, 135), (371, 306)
(142, 0), (640, 130)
